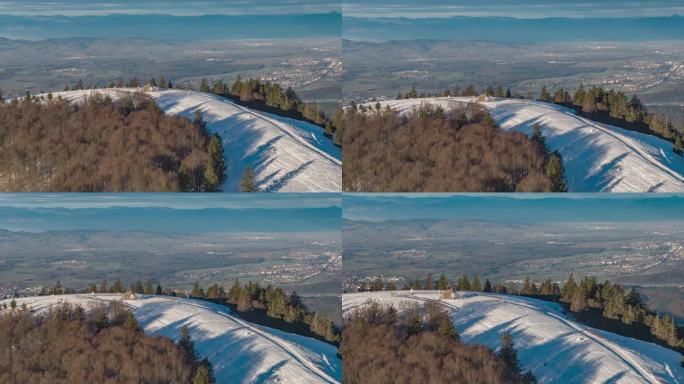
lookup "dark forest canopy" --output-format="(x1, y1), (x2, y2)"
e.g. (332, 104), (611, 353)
(342, 301), (536, 384)
(0, 302), (214, 384)
(0, 92), (225, 192)
(343, 102), (566, 192)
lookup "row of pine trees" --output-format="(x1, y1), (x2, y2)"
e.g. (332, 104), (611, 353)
(200, 76), (342, 146)
(189, 279), (339, 344)
(537, 84), (683, 152)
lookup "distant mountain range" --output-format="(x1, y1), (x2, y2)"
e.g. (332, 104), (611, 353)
(344, 15), (684, 42)
(0, 12), (341, 40)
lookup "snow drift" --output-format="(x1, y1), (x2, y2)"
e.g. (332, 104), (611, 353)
(3, 294), (341, 384)
(363, 97), (684, 192)
(47, 88), (342, 192)
(343, 291), (683, 384)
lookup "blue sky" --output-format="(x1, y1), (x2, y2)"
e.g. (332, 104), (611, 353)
(0, 193), (341, 233)
(343, 193), (684, 223)
(343, 0), (683, 19)
(0, 1), (340, 16)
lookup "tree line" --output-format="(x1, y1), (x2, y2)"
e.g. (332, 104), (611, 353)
(396, 84), (513, 100)
(14, 277), (339, 345)
(189, 279), (340, 344)
(536, 84), (683, 153)
(342, 300), (536, 384)
(343, 102), (567, 192)
(199, 76), (342, 147)
(362, 273), (683, 354)
(0, 92), (226, 192)
(0, 301), (214, 384)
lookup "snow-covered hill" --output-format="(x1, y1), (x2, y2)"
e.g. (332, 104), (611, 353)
(3, 294), (341, 384)
(362, 97), (684, 192)
(47, 88), (342, 192)
(343, 291), (683, 384)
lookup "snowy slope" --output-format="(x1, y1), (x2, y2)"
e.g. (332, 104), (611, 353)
(3, 294), (341, 384)
(343, 291), (684, 384)
(46, 88), (341, 192)
(363, 97), (684, 192)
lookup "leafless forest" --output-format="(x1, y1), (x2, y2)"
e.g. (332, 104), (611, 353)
(342, 104), (553, 192)
(0, 94), (223, 192)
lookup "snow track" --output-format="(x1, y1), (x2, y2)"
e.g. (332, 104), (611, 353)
(158, 297), (340, 384)
(2, 295), (342, 384)
(343, 291), (684, 384)
(45, 88), (342, 192)
(362, 97), (684, 192)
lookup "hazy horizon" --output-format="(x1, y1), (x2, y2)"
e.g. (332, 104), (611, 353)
(0, 193), (341, 233)
(343, 194), (684, 223)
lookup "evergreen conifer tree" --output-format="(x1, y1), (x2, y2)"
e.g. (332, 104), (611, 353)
(471, 276), (482, 291)
(179, 325), (196, 360)
(483, 279), (493, 292)
(674, 135), (683, 155)
(538, 85), (551, 102)
(498, 332), (521, 374)
(438, 316), (459, 339)
(199, 78), (211, 93)
(437, 273), (448, 290)
(240, 166), (258, 192)
(193, 362), (215, 384)
(573, 84), (586, 106)
(204, 135), (226, 191)
(545, 151), (567, 192)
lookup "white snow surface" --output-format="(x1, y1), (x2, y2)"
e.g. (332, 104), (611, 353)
(343, 291), (684, 384)
(3, 294), (341, 384)
(46, 88), (341, 192)
(363, 97), (684, 192)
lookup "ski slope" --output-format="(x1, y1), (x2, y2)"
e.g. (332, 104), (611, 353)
(363, 97), (684, 192)
(2, 294), (341, 384)
(343, 291), (683, 384)
(47, 88), (341, 192)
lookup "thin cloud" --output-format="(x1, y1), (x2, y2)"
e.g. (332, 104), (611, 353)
(343, 0), (684, 18)
(0, 193), (341, 210)
(0, 0), (340, 16)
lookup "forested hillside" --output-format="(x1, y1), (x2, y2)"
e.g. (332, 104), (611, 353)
(365, 273), (683, 353)
(0, 93), (225, 192)
(342, 301), (535, 384)
(343, 103), (565, 192)
(0, 302), (213, 384)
